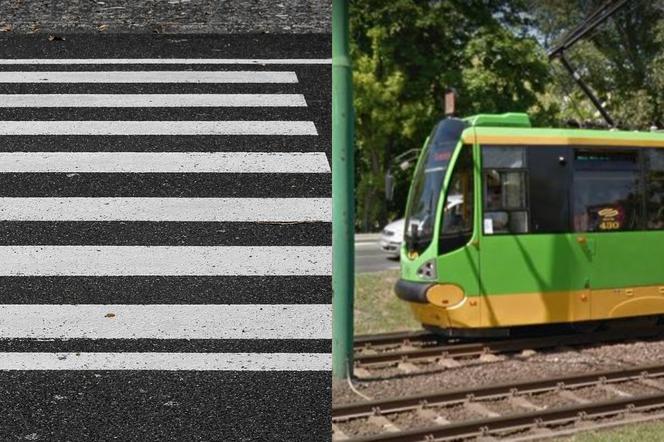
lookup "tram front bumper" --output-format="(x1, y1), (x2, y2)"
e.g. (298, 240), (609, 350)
(395, 279), (480, 330)
(395, 279), (467, 309)
(394, 279), (431, 304)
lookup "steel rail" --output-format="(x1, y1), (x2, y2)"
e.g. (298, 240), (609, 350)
(344, 391), (664, 441)
(333, 362), (664, 420)
(353, 326), (664, 368)
(353, 330), (438, 350)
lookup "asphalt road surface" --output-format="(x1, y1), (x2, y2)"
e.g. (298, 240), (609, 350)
(0, 0), (331, 34)
(0, 33), (331, 441)
(355, 234), (401, 274)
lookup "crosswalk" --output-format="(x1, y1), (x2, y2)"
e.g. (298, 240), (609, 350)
(0, 245), (331, 275)
(0, 304), (330, 339)
(0, 93), (309, 107)
(0, 197), (330, 221)
(0, 59), (331, 373)
(0, 120), (319, 135)
(0, 71), (301, 82)
(0, 34), (331, 440)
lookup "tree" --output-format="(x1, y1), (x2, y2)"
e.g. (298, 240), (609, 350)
(529, 0), (664, 128)
(461, 26), (550, 118)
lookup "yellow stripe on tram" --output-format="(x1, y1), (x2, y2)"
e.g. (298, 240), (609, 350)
(462, 133), (664, 148)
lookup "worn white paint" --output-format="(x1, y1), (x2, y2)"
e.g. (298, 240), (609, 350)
(0, 94), (307, 107)
(0, 121), (318, 135)
(0, 197), (331, 222)
(0, 246), (331, 275)
(0, 152), (330, 173)
(0, 71), (298, 83)
(0, 352), (331, 371)
(0, 59), (332, 65)
(0, 304), (331, 339)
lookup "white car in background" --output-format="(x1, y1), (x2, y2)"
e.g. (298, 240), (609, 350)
(380, 196), (463, 259)
(379, 218), (404, 259)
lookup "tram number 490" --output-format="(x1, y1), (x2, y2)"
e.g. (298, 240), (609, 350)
(599, 221), (620, 230)
(597, 207), (623, 231)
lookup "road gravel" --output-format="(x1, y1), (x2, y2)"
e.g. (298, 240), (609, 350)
(333, 338), (664, 405)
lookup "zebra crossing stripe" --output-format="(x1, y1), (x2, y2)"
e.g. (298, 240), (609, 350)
(0, 246), (331, 275)
(0, 121), (318, 135)
(0, 304), (331, 339)
(0, 352), (331, 371)
(0, 71), (299, 83)
(0, 94), (308, 107)
(0, 197), (331, 222)
(0, 152), (330, 173)
(0, 58), (332, 65)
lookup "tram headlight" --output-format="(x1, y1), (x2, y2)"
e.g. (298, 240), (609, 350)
(416, 259), (437, 280)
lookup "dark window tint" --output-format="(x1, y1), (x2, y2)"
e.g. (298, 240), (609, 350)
(572, 149), (643, 232)
(527, 148), (572, 233)
(482, 147), (528, 235)
(646, 149), (664, 230)
(439, 146), (474, 254)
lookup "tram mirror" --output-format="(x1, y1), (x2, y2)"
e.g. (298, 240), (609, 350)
(385, 171), (395, 201)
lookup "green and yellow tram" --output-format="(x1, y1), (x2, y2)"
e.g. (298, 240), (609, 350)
(396, 113), (664, 335)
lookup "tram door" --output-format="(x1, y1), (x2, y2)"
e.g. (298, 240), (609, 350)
(436, 145), (480, 328)
(478, 146), (591, 327)
(572, 148), (664, 319)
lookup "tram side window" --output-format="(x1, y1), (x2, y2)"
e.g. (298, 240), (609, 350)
(439, 146), (474, 254)
(482, 147), (528, 235)
(573, 150), (643, 232)
(646, 149), (664, 230)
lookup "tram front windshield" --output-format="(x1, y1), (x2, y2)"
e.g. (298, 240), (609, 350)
(404, 118), (467, 255)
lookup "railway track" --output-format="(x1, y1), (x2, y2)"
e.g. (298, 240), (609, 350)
(333, 362), (664, 441)
(353, 325), (664, 372)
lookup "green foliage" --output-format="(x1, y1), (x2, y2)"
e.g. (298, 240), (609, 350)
(531, 0), (664, 129)
(461, 26), (550, 115)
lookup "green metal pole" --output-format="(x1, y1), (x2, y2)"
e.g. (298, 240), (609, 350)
(332, 0), (354, 379)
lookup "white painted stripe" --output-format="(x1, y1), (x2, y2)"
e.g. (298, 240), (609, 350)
(0, 58), (332, 65)
(0, 71), (298, 83)
(0, 246), (331, 275)
(0, 94), (307, 107)
(0, 121), (318, 135)
(0, 304), (331, 339)
(0, 352), (331, 371)
(0, 152), (330, 173)
(0, 198), (331, 222)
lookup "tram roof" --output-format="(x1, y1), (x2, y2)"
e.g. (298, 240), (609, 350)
(462, 124), (664, 149)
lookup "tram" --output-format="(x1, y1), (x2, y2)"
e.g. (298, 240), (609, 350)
(395, 113), (664, 335)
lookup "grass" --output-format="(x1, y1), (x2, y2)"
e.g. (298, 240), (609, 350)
(556, 420), (664, 441)
(354, 269), (420, 335)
